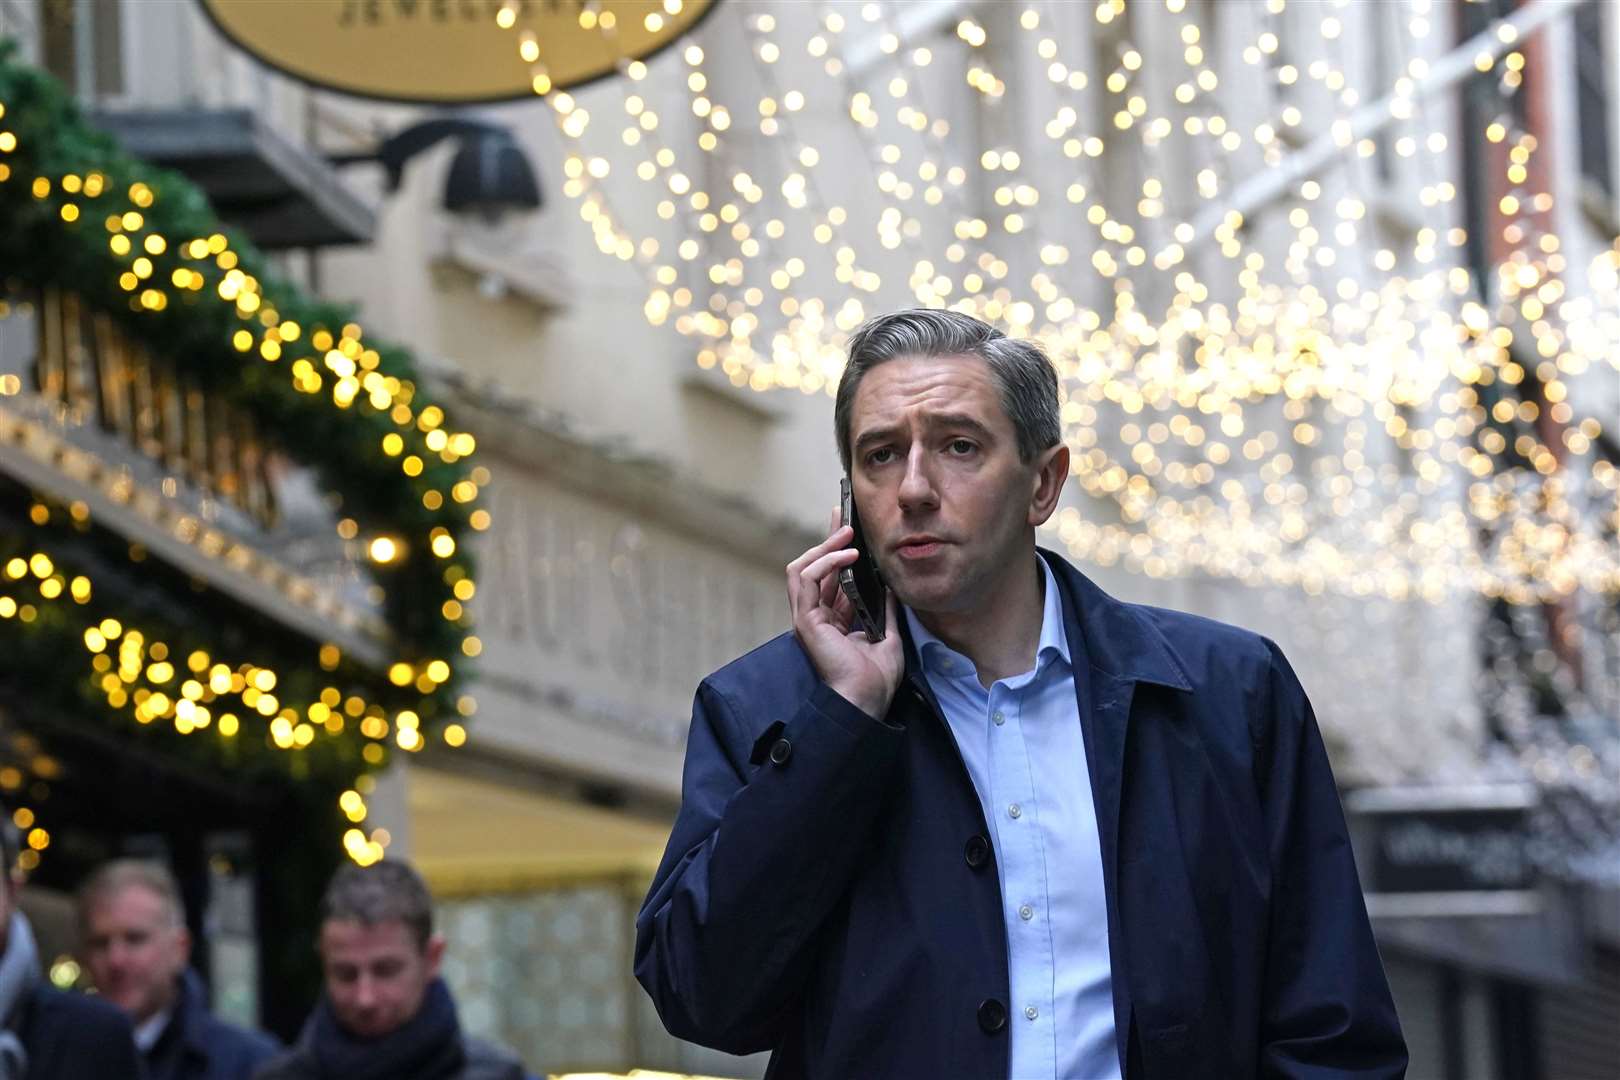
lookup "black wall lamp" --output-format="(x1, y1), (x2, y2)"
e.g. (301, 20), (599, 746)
(333, 118), (542, 221)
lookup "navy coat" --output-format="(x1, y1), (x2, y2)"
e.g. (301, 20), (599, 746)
(145, 969), (280, 1080)
(636, 551), (1406, 1078)
(15, 983), (144, 1079)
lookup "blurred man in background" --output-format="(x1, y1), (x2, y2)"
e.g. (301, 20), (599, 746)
(0, 823), (142, 1079)
(78, 859), (279, 1080)
(253, 859), (523, 1080)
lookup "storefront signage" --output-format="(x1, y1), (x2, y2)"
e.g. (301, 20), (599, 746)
(199, 0), (716, 104)
(1349, 786), (1537, 895)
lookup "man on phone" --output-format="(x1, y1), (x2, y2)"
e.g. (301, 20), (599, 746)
(635, 309), (1406, 1078)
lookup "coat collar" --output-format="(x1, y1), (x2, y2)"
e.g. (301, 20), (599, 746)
(1039, 548), (1193, 693)
(167, 968), (214, 1061)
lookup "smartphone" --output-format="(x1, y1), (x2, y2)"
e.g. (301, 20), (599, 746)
(839, 476), (887, 642)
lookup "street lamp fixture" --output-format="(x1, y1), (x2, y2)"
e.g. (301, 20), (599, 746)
(335, 118), (542, 221)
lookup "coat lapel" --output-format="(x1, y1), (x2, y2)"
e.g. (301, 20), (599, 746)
(1041, 548), (1192, 1075)
(893, 608), (986, 819)
(1042, 547), (1192, 858)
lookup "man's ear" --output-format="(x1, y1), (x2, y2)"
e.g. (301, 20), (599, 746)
(175, 924), (193, 966)
(1027, 442), (1069, 527)
(423, 933), (447, 979)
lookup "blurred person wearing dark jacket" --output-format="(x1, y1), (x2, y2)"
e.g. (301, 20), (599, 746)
(78, 860), (279, 1080)
(0, 823), (143, 1080)
(253, 859), (522, 1080)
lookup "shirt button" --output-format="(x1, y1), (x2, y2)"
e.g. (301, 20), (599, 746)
(1007, 803), (1022, 819)
(1018, 904), (1034, 921)
(992, 710), (1005, 726)
(1024, 1005), (1039, 1021)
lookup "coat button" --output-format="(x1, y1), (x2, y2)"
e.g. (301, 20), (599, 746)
(964, 834), (990, 870)
(977, 998), (1007, 1034)
(767, 737), (792, 766)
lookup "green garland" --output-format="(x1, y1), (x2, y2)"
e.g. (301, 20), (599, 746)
(0, 489), (390, 788)
(0, 42), (483, 799)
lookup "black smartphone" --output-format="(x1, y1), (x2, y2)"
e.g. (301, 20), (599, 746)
(839, 476), (887, 642)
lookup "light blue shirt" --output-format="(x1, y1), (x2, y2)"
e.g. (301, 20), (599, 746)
(905, 557), (1119, 1080)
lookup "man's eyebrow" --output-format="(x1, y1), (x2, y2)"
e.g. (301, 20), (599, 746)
(853, 424), (903, 454)
(852, 413), (997, 454)
(928, 413), (997, 440)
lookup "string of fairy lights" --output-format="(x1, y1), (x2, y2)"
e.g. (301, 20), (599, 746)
(483, 0), (1620, 863)
(0, 75), (490, 866)
(495, 0), (1618, 612)
(3, 0), (1611, 865)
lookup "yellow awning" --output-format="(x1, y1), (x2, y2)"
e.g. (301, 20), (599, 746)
(407, 765), (672, 897)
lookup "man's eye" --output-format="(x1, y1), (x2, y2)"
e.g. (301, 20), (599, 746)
(947, 439), (976, 455)
(866, 448), (896, 466)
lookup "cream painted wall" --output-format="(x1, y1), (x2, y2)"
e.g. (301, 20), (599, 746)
(315, 129), (846, 536)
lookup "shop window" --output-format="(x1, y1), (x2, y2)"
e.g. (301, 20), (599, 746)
(1574, 1), (1614, 211)
(38, 0), (123, 101)
(1457, 0), (1523, 294)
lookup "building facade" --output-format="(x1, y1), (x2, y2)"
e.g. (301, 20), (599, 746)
(4, 1), (1615, 1076)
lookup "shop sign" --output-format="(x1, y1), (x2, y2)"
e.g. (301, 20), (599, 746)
(199, 0), (716, 104)
(1349, 785), (1537, 896)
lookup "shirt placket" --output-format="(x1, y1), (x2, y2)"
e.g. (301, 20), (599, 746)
(989, 678), (1057, 1079)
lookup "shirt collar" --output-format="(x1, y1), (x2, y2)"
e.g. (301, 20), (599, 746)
(904, 556), (1070, 682)
(134, 1004), (174, 1054)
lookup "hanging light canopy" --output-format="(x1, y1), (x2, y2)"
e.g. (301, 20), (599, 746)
(488, 0), (1618, 612)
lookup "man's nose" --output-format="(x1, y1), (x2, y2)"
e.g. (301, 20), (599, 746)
(898, 445), (939, 511)
(354, 975), (377, 1008)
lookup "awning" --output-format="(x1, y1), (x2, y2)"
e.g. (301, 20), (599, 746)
(88, 107), (375, 249)
(407, 765), (672, 897)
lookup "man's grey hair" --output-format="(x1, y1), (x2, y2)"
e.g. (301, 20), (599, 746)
(318, 859), (434, 950)
(77, 859), (186, 929)
(834, 309), (1062, 472)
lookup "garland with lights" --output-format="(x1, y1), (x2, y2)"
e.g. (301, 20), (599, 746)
(0, 41), (486, 863)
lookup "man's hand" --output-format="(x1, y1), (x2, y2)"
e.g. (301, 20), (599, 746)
(786, 519), (904, 720)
